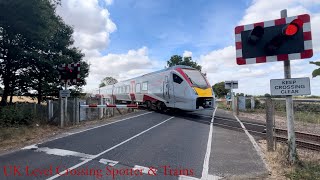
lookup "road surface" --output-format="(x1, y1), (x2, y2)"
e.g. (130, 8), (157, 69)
(0, 109), (267, 179)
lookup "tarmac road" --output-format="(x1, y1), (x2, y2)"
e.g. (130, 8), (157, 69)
(0, 108), (267, 180)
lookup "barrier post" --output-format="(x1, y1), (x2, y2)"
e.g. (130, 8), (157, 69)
(59, 97), (64, 127)
(75, 98), (79, 124)
(266, 97), (275, 151)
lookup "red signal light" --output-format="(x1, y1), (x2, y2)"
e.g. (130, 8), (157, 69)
(283, 19), (303, 36)
(65, 66), (72, 73)
(285, 24), (298, 36)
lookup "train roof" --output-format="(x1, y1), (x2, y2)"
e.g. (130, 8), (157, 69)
(141, 65), (195, 77)
(120, 65), (196, 82)
(97, 65), (198, 91)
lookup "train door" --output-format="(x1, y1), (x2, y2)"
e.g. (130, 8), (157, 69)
(163, 75), (174, 107)
(172, 72), (185, 108)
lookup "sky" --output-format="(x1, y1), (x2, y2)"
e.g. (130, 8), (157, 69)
(56, 0), (320, 95)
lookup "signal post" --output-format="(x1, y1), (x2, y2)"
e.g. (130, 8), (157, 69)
(234, 10), (313, 163)
(57, 63), (81, 127)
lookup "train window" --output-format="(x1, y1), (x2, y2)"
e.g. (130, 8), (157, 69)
(136, 83), (141, 93)
(142, 82), (148, 91)
(173, 74), (183, 84)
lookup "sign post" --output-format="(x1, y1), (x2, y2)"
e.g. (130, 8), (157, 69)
(225, 80), (238, 113)
(234, 9), (313, 164)
(57, 63), (81, 127)
(281, 9), (297, 163)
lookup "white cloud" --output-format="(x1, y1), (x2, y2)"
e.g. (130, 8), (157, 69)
(85, 47), (162, 91)
(238, 0), (320, 53)
(183, 51), (193, 58)
(199, 46), (235, 73)
(56, 0), (116, 56)
(55, 1), (164, 91)
(197, 0), (320, 95)
(105, 0), (113, 5)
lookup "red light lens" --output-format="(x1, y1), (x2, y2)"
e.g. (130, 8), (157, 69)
(285, 24), (298, 36)
(65, 67), (72, 72)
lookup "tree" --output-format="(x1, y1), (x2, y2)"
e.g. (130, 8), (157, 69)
(99, 77), (118, 88)
(264, 93), (271, 97)
(0, 0), (89, 105)
(167, 55), (202, 71)
(310, 61), (320, 78)
(212, 82), (228, 98)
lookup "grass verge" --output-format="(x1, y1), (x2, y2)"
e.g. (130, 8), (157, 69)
(258, 140), (320, 180)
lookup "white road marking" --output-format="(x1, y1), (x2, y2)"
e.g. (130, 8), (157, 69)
(207, 174), (222, 180)
(201, 106), (218, 180)
(22, 144), (38, 150)
(179, 175), (201, 180)
(98, 158), (118, 166)
(21, 111), (152, 150)
(233, 115), (271, 173)
(35, 147), (95, 159)
(46, 116), (175, 180)
(23, 144), (95, 159)
(133, 165), (157, 175)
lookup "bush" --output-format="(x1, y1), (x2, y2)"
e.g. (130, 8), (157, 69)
(0, 105), (35, 127)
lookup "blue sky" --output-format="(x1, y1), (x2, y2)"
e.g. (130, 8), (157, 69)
(57, 0), (320, 95)
(104, 0), (247, 60)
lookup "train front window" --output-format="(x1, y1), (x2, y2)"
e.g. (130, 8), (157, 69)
(182, 69), (208, 88)
(173, 74), (183, 84)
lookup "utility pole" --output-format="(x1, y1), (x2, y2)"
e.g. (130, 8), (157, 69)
(281, 9), (297, 163)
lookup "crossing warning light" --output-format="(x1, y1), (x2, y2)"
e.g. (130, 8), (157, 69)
(283, 19), (303, 36)
(235, 14), (313, 65)
(58, 63), (80, 83)
(248, 26), (264, 45)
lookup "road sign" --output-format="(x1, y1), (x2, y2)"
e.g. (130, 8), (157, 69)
(270, 77), (311, 96)
(60, 90), (71, 98)
(235, 14), (313, 65)
(225, 80), (238, 89)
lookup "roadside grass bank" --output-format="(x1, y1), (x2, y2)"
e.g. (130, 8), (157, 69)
(0, 106), (137, 154)
(259, 140), (320, 180)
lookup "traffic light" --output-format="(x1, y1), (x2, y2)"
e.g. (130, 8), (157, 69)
(58, 63), (80, 83)
(235, 14), (313, 65)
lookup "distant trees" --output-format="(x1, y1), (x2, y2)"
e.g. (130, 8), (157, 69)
(212, 82), (229, 98)
(0, 0), (89, 105)
(167, 55), (202, 71)
(310, 61), (320, 78)
(99, 77), (118, 88)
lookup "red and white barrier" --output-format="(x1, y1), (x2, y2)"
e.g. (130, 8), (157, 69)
(80, 104), (138, 108)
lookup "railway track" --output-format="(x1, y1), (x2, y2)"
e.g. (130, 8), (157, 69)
(212, 116), (320, 151)
(139, 107), (320, 151)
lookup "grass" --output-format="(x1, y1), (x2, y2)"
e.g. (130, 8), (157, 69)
(259, 140), (320, 180)
(0, 125), (61, 152)
(238, 107), (320, 124)
(216, 101), (231, 111)
(286, 162), (320, 180)
(272, 110), (320, 124)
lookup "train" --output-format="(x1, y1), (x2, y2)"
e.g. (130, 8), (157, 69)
(97, 65), (215, 111)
